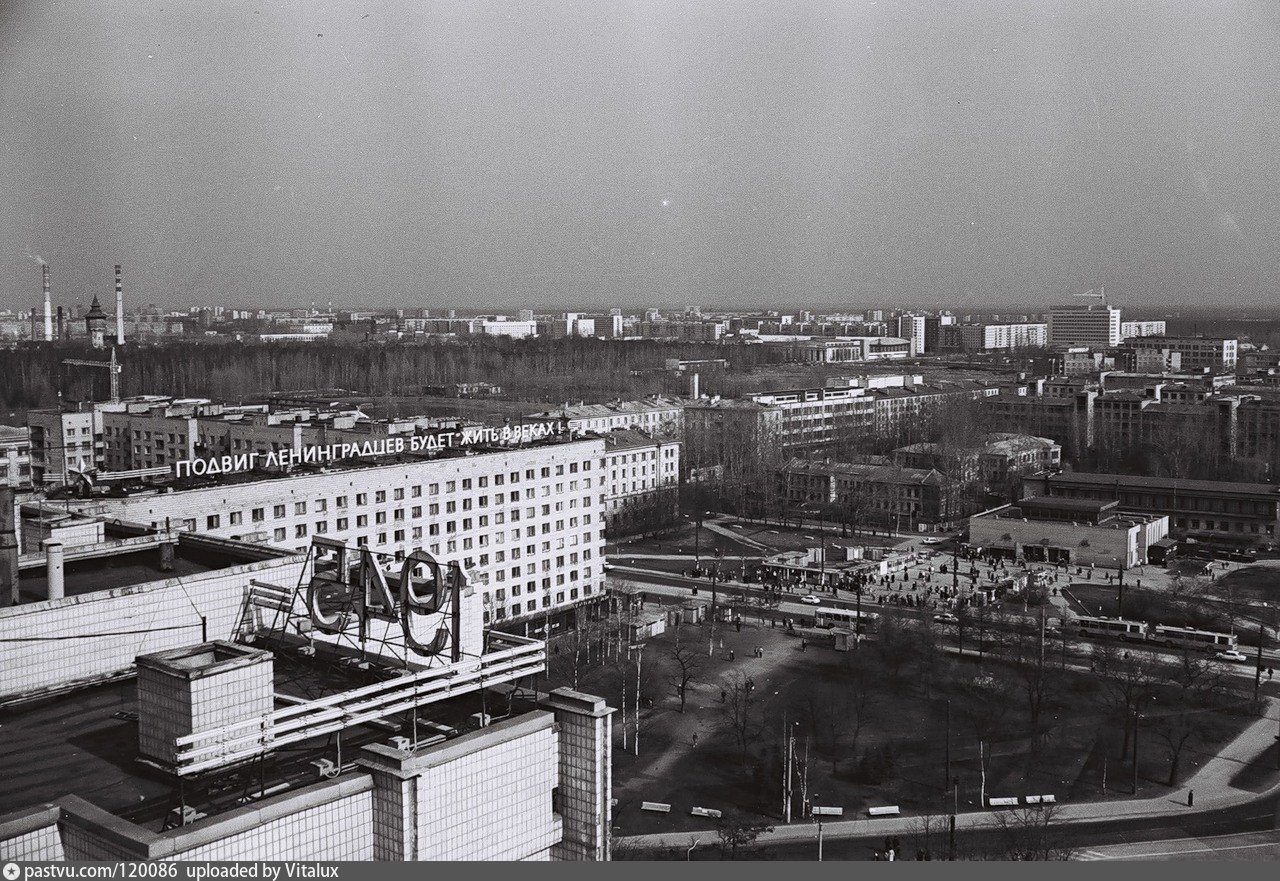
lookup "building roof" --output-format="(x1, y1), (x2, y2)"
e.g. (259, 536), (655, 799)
(599, 428), (674, 452)
(1043, 471), (1280, 498)
(784, 457), (952, 486)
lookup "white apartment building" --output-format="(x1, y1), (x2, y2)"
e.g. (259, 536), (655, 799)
(27, 406), (104, 485)
(527, 397), (684, 440)
(600, 429), (680, 535)
(1120, 320), (1167, 340)
(897, 314), (927, 356)
(1047, 303), (1122, 348)
(957, 322), (1047, 351)
(83, 439), (608, 627)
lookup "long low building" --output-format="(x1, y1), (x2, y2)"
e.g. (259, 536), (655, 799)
(1021, 471), (1280, 548)
(968, 496), (1169, 568)
(74, 436), (608, 629)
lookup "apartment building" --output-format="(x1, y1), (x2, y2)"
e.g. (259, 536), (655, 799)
(27, 404), (104, 485)
(81, 438), (609, 626)
(600, 429), (680, 535)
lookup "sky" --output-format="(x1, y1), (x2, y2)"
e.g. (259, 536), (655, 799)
(2, 1), (1279, 313)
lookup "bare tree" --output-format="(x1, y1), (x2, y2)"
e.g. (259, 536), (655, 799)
(1150, 711), (1198, 787)
(715, 812), (773, 860)
(666, 629), (703, 713)
(988, 803), (1076, 861)
(1093, 642), (1159, 759)
(721, 670), (758, 765)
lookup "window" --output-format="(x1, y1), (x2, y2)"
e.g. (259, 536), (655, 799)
(207, 514), (221, 530)
(274, 527), (286, 542)
(337, 517), (348, 531)
(356, 493), (368, 506)
(294, 502), (307, 515)
(229, 511), (243, 526)
(375, 490), (387, 504)
(274, 504), (286, 519)
(357, 515), (369, 528)
(295, 524), (308, 538)
(393, 488), (404, 501)
(336, 495), (348, 508)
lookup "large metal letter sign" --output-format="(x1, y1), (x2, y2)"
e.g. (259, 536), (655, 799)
(305, 541), (461, 661)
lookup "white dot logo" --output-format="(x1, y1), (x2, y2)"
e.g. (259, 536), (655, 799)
(2, 863), (20, 881)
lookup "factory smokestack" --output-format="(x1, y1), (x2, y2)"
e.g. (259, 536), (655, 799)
(115, 264), (124, 345)
(56, 306), (65, 340)
(42, 264), (52, 342)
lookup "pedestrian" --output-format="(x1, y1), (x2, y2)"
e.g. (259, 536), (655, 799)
(692, 732), (698, 746)
(721, 688), (726, 702)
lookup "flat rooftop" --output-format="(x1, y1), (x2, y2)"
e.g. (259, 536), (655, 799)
(16, 533), (291, 604)
(0, 645), (530, 830)
(1043, 471), (1280, 498)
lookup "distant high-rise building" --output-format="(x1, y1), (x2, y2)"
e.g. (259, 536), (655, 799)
(1047, 303), (1121, 348)
(897, 314), (927, 356)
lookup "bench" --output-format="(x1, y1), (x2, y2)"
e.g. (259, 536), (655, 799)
(811, 806), (844, 817)
(867, 806), (900, 817)
(641, 802), (672, 814)
(690, 807), (722, 819)
(1024, 794), (1056, 804)
(988, 797), (1019, 807)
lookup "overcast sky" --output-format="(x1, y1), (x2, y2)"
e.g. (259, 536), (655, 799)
(2, 1), (1279, 313)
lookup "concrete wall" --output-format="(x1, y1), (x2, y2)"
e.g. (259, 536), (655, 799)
(0, 806), (65, 861)
(0, 554), (306, 704)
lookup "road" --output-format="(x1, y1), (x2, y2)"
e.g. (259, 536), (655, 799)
(1074, 829), (1280, 861)
(609, 568), (1280, 681)
(672, 795), (1280, 860)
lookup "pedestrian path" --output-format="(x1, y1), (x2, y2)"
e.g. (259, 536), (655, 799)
(616, 696), (1280, 850)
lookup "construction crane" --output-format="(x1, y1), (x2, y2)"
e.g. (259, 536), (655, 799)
(1073, 286), (1107, 305)
(62, 346), (122, 403)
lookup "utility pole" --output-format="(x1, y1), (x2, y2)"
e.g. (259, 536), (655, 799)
(782, 712), (793, 823)
(1253, 621), (1265, 710)
(944, 700), (951, 794)
(1131, 709), (1140, 795)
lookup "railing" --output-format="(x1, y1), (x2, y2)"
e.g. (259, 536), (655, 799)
(170, 633), (545, 776)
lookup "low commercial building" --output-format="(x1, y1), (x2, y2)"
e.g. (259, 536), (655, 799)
(1021, 471), (1280, 548)
(968, 496), (1169, 567)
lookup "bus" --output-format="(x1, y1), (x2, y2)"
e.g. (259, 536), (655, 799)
(1151, 625), (1238, 652)
(1074, 616), (1149, 641)
(813, 607), (878, 633)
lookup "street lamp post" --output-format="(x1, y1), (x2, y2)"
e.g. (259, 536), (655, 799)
(628, 643), (644, 756)
(686, 839), (699, 861)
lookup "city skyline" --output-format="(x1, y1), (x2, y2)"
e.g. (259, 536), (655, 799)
(4, 2), (1280, 312)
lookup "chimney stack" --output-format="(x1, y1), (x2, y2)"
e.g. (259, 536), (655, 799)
(43, 539), (65, 601)
(115, 264), (125, 345)
(1, 486), (18, 606)
(56, 306), (65, 340)
(42, 264), (52, 342)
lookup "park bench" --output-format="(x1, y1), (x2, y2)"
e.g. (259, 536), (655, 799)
(867, 806), (900, 817)
(641, 802), (672, 813)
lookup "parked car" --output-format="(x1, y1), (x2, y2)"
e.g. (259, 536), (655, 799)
(800, 594), (822, 605)
(933, 613), (959, 625)
(1214, 649), (1249, 663)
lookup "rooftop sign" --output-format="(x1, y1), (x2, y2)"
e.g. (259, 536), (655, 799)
(174, 422), (562, 478)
